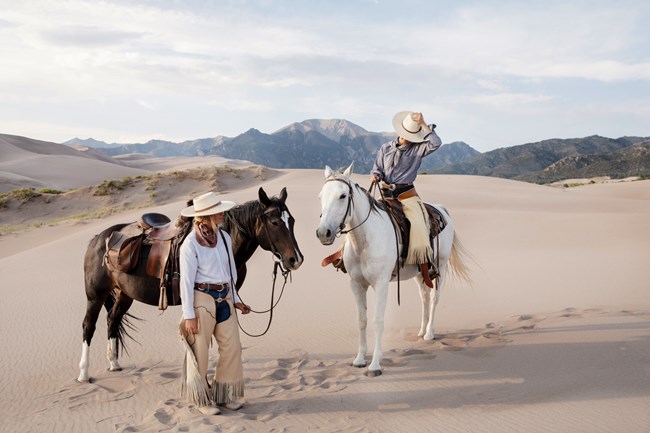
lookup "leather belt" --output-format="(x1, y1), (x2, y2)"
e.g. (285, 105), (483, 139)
(194, 282), (228, 292)
(381, 184), (416, 200)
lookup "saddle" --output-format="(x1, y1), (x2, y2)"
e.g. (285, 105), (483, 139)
(381, 199), (446, 258)
(384, 199), (446, 287)
(104, 213), (193, 310)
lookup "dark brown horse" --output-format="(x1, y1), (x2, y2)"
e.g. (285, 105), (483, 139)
(78, 187), (303, 382)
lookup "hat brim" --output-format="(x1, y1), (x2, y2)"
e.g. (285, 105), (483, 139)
(392, 111), (428, 143)
(180, 200), (236, 217)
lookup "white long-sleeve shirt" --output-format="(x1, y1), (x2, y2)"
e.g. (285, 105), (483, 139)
(179, 228), (240, 320)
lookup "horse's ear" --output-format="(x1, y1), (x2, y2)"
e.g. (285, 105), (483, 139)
(279, 187), (288, 203)
(258, 187), (272, 206)
(324, 165), (333, 179)
(343, 162), (354, 178)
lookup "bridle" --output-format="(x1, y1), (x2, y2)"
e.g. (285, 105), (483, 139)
(324, 177), (373, 237)
(234, 203), (294, 338)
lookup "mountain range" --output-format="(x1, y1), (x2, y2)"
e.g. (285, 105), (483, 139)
(64, 119), (477, 175)
(2, 119), (627, 185)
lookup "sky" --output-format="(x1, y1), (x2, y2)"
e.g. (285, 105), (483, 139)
(0, 0), (649, 152)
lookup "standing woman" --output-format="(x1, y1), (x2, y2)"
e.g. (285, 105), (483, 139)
(178, 191), (251, 416)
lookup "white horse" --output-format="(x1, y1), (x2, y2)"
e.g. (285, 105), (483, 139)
(316, 163), (471, 376)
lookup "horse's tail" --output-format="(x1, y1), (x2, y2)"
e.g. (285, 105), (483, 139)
(104, 290), (141, 356)
(447, 232), (474, 284)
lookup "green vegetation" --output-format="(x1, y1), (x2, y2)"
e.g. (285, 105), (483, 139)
(39, 188), (64, 194)
(0, 187), (42, 201)
(94, 177), (133, 196)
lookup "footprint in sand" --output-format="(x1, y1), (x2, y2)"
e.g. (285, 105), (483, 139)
(262, 367), (291, 381)
(381, 357), (407, 367)
(67, 375), (137, 409)
(438, 337), (468, 350)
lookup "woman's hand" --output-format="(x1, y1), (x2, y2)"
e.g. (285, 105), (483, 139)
(184, 318), (198, 334)
(234, 302), (252, 314)
(411, 112), (431, 132)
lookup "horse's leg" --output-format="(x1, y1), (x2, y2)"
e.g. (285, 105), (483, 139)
(417, 277), (431, 338)
(106, 291), (134, 372)
(367, 280), (389, 376)
(350, 279), (369, 368)
(423, 267), (446, 341)
(78, 295), (107, 382)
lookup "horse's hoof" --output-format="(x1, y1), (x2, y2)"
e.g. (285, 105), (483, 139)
(76, 377), (92, 383)
(352, 363), (366, 368)
(365, 369), (382, 377)
(108, 367), (123, 372)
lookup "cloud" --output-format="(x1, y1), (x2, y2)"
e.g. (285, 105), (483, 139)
(40, 26), (143, 47)
(0, 0), (648, 148)
(464, 93), (557, 107)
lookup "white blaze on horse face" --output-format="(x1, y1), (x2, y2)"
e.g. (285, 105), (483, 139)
(281, 210), (290, 230)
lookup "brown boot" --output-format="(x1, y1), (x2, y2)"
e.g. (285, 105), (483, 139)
(322, 250), (346, 273)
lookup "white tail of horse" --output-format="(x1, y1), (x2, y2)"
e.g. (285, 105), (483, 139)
(447, 233), (474, 284)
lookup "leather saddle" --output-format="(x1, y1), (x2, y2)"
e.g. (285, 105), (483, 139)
(104, 213), (193, 310)
(381, 199), (446, 264)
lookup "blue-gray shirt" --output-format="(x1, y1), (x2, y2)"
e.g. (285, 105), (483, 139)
(371, 126), (442, 184)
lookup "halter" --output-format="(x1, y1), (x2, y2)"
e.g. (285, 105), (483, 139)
(324, 177), (373, 236)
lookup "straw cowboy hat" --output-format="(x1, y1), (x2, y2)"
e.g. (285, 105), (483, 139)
(392, 111), (428, 143)
(181, 191), (236, 217)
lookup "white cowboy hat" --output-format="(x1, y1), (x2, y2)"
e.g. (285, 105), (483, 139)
(392, 111), (428, 143)
(181, 191), (236, 217)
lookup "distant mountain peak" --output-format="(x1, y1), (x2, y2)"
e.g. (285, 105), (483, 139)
(276, 119), (369, 141)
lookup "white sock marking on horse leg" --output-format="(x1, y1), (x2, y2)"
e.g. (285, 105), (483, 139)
(107, 338), (122, 371)
(78, 342), (90, 382)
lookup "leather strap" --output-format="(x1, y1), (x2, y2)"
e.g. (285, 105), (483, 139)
(194, 282), (228, 292)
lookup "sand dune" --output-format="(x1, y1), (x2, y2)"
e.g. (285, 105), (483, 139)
(0, 163), (649, 433)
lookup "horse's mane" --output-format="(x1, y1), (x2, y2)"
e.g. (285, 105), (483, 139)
(180, 194), (286, 241)
(222, 195), (287, 239)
